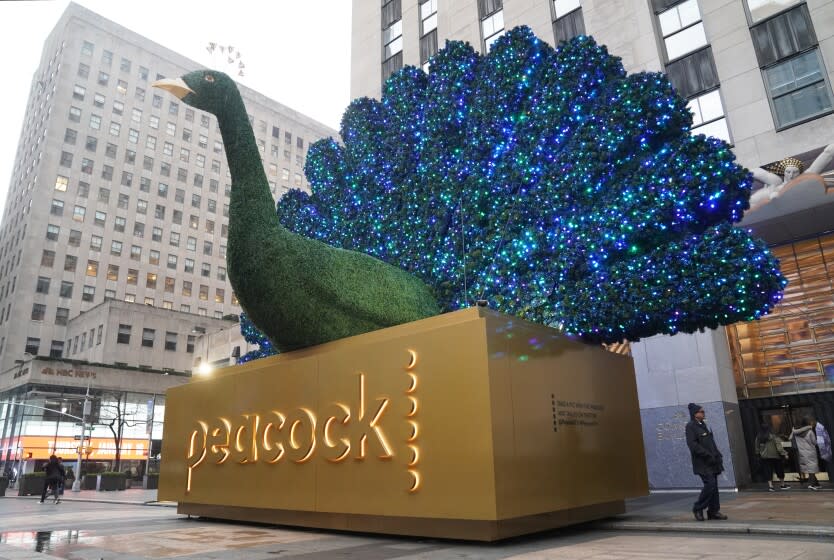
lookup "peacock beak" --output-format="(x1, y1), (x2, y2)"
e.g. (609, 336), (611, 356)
(151, 77), (195, 100)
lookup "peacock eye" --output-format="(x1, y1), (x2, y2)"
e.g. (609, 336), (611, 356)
(204, 74), (215, 83)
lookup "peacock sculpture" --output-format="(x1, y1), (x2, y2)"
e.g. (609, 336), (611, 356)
(156, 26), (785, 352)
(277, 27), (786, 345)
(153, 74), (441, 353)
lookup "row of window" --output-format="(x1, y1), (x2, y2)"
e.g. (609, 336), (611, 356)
(34, 272), (227, 300)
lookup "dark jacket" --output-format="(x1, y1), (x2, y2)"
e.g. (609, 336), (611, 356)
(686, 420), (724, 475)
(43, 459), (65, 481)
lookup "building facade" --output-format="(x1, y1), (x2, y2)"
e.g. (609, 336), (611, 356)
(352, 0), (834, 488)
(0, 2), (337, 373)
(0, 3), (338, 481)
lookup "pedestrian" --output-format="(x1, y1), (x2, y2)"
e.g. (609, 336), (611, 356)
(56, 457), (65, 495)
(790, 416), (821, 490)
(39, 455), (65, 504)
(685, 403), (728, 521)
(815, 418), (834, 487)
(754, 422), (790, 491)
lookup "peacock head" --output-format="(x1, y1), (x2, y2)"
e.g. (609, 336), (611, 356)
(152, 70), (236, 117)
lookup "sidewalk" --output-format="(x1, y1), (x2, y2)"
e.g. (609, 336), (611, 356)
(593, 486), (834, 538)
(5, 485), (833, 539)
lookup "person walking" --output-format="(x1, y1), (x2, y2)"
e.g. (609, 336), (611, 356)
(39, 455), (66, 504)
(814, 418), (833, 487)
(754, 422), (790, 491)
(791, 417), (822, 490)
(685, 403), (728, 521)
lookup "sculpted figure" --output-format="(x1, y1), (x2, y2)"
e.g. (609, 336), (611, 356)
(748, 144), (834, 213)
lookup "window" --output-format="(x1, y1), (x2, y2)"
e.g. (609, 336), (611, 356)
(109, 121), (121, 137)
(60, 151), (73, 168)
(113, 100), (124, 115)
(204, 241), (213, 256)
(25, 337), (40, 356)
(190, 215), (199, 229)
(46, 224), (60, 241)
(78, 63), (90, 79)
(146, 135), (157, 150)
(69, 106), (82, 122)
(94, 211), (106, 226)
(64, 255), (77, 272)
(173, 209), (183, 225)
(90, 235), (102, 251)
(114, 216), (126, 232)
(128, 129), (139, 144)
(36, 276), (50, 294)
(165, 331), (177, 351)
(86, 259), (98, 277)
(64, 128), (78, 145)
(55, 308), (69, 326)
(31, 303), (46, 321)
(127, 268), (138, 285)
(158, 182), (169, 198)
(93, 93), (105, 108)
(170, 231), (180, 247)
(183, 128), (192, 142)
(167, 254), (178, 269)
(68, 230), (81, 247)
(147, 272), (157, 289)
(177, 168), (187, 182)
(135, 86), (146, 101)
(117, 324), (131, 344)
(152, 226), (163, 241)
(97, 325), (103, 345)
(182, 280), (192, 296)
(194, 174), (204, 188)
(192, 193), (202, 208)
(186, 108), (194, 122)
(480, 1), (505, 52)
(184, 258), (195, 273)
(155, 204), (166, 220)
(149, 115), (160, 130)
(73, 84), (86, 100)
(215, 288), (225, 304)
(169, 101), (179, 116)
(41, 250), (55, 267)
(101, 165), (113, 180)
(763, 51), (833, 128)
(50, 199), (65, 216)
(180, 147), (190, 162)
(163, 142), (174, 156)
(82, 285), (95, 302)
(139, 177), (151, 192)
(143, 155), (154, 171)
(149, 250), (160, 265)
(55, 175), (69, 191)
(131, 245), (142, 260)
(199, 284), (209, 300)
(746, 0), (802, 22)
(294, 173), (302, 187)
(198, 134), (208, 149)
(382, 6), (404, 80)
(125, 150), (136, 165)
(137, 199), (147, 214)
(153, 94), (163, 108)
(201, 114), (210, 128)
(688, 90), (731, 142)
(552, 0), (585, 44)
(142, 328), (155, 347)
(187, 335), (196, 352)
(78, 181), (90, 197)
(196, 154), (205, 168)
(107, 264), (119, 281)
(749, 4), (833, 128)
(133, 222), (145, 238)
(60, 281), (73, 298)
(125, 293), (136, 303)
(120, 57), (131, 73)
(98, 71), (109, 86)
(187, 237), (197, 251)
(81, 158), (94, 174)
(657, 0), (706, 61)
(110, 240), (123, 256)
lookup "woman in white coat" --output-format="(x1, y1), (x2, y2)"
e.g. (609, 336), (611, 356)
(791, 417), (821, 490)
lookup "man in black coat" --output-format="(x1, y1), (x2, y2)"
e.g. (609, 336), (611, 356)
(685, 403), (727, 521)
(39, 455), (65, 504)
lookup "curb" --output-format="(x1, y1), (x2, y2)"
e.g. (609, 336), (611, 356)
(2, 495), (176, 508)
(593, 520), (834, 539)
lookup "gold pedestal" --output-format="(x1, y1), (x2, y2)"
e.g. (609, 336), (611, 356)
(160, 308), (647, 541)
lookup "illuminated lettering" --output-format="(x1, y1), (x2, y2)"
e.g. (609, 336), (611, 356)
(286, 408), (316, 463)
(233, 414), (260, 465)
(320, 403), (351, 463)
(261, 411), (286, 464)
(354, 373), (393, 461)
(186, 421), (208, 493)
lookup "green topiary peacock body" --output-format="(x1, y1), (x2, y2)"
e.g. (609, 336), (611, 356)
(153, 72), (441, 353)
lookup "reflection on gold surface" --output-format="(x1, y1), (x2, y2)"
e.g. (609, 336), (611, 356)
(727, 233), (834, 398)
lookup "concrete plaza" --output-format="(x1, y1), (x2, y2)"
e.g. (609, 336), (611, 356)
(0, 488), (832, 558)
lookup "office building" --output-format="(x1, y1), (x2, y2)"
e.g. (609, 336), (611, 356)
(352, 0), (834, 488)
(0, 2), (337, 478)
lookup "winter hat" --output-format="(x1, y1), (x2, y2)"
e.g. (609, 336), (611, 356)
(688, 403), (704, 419)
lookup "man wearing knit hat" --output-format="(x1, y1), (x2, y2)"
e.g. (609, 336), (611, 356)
(685, 403), (728, 521)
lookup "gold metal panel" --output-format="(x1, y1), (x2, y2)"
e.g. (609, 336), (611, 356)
(159, 308), (647, 540)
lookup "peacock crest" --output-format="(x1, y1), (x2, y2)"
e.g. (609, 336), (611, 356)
(277, 27), (786, 344)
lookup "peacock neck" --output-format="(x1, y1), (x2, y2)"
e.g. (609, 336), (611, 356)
(216, 91), (286, 232)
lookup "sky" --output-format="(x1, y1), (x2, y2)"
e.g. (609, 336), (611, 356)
(0, 0), (352, 217)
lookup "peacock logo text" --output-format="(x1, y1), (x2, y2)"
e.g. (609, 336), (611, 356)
(185, 366), (420, 494)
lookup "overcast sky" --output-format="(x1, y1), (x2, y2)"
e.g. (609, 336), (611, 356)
(0, 0), (352, 217)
